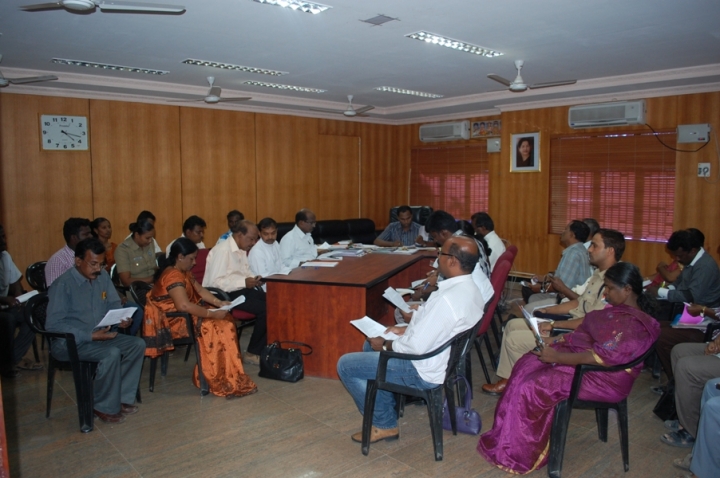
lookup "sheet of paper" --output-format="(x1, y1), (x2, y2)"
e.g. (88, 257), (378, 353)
(96, 307), (137, 328)
(317, 252), (342, 260)
(395, 288), (413, 296)
(350, 316), (400, 340)
(338, 240), (352, 245)
(316, 242), (331, 250)
(382, 287), (411, 313)
(209, 295), (246, 312)
(16, 290), (39, 303)
(301, 261), (339, 268)
(411, 279), (425, 288)
(519, 305), (546, 348)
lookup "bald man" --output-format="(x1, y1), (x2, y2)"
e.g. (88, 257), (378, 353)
(338, 236), (486, 444)
(280, 208), (318, 269)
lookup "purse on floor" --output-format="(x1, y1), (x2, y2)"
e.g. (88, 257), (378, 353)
(258, 341), (313, 383)
(442, 375), (482, 435)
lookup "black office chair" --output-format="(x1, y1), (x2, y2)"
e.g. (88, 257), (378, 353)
(131, 281), (205, 393)
(389, 206), (433, 226)
(24, 293), (98, 433)
(547, 342), (658, 478)
(360, 320), (481, 461)
(25, 261), (48, 292)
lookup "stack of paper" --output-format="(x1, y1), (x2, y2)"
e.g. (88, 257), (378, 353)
(301, 261), (339, 268)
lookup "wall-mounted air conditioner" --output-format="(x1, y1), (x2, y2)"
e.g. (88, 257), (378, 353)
(419, 120), (470, 142)
(568, 100), (646, 128)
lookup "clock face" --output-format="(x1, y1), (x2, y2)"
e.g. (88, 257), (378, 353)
(40, 115), (89, 151)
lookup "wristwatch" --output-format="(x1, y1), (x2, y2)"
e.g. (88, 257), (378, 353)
(382, 341), (389, 351)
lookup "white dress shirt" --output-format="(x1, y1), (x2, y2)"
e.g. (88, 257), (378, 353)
(484, 230), (506, 271)
(0, 251), (22, 297)
(202, 235), (255, 291)
(165, 235), (206, 257)
(248, 240), (283, 291)
(279, 225), (317, 269)
(393, 274), (486, 384)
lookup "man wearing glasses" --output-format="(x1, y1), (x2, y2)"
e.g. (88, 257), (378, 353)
(280, 208), (318, 269)
(46, 237), (145, 424)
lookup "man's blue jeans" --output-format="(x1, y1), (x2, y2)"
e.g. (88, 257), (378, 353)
(337, 342), (436, 429)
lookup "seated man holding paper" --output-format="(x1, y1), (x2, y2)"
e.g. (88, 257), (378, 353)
(337, 236), (486, 444)
(203, 219), (267, 365)
(46, 238), (145, 424)
(482, 228), (624, 396)
(280, 208), (318, 269)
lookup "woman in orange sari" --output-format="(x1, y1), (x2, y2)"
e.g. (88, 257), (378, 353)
(143, 237), (257, 398)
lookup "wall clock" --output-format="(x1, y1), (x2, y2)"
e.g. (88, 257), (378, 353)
(40, 115), (89, 151)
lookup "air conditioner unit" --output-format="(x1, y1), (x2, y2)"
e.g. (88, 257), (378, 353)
(568, 100), (646, 128)
(419, 120), (470, 142)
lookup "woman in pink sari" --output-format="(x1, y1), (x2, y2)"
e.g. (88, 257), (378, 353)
(478, 262), (660, 474)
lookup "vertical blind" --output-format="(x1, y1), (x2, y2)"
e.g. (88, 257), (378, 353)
(410, 144), (489, 220)
(549, 131), (676, 242)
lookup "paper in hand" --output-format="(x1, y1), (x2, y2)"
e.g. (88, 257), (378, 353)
(95, 307), (138, 329)
(382, 287), (411, 313)
(209, 295), (246, 312)
(350, 316), (402, 340)
(520, 305), (545, 348)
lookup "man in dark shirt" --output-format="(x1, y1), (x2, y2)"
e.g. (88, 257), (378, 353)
(46, 238), (145, 424)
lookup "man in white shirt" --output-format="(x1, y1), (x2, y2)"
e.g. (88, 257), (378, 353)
(165, 215), (207, 257)
(280, 208), (318, 268)
(338, 236), (486, 443)
(0, 224), (42, 377)
(248, 218), (285, 292)
(471, 212), (506, 271)
(202, 220), (267, 365)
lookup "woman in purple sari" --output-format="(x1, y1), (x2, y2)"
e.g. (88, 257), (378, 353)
(478, 262), (660, 474)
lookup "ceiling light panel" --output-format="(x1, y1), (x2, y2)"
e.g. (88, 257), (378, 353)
(52, 58), (168, 75)
(243, 80), (326, 93)
(405, 31), (503, 58)
(252, 0), (331, 14)
(375, 86), (443, 98)
(182, 59), (287, 76)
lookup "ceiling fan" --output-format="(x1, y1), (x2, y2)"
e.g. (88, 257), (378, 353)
(20, 0), (186, 14)
(168, 76), (251, 104)
(488, 60), (576, 92)
(311, 95), (374, 117)
(0, 54), (57, 87)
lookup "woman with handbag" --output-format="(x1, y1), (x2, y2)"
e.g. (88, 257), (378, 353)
(478, 262), (660, 474)
(143, 238), (257, 398)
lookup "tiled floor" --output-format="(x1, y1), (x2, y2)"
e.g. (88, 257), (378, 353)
(3, 313), (690, 478)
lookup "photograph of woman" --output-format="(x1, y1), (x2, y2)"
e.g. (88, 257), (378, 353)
(511, 133), (540, 172)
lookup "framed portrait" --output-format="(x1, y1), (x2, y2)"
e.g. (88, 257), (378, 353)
(510, 132), (540, 172)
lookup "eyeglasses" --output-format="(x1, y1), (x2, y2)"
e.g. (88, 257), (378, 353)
(82, 259), (107, 269)
(438, 252), (458, 260)
(304, 220), (317, 225)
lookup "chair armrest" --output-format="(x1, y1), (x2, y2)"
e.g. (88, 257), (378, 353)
(704, 321), (720, 342)
(205, 287), (230, 301)
(376, 335), (456, 382)
(166, 311), (195, 337)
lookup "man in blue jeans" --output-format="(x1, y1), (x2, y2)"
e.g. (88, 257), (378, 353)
(337, 236), (486, 443)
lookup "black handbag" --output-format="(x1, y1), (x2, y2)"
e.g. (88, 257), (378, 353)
(258, 341), (313, 383)
(653, 378), (678, 421)
(442, 375), (482, 435)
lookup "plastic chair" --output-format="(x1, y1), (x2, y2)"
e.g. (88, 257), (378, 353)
(25, 261), (48, 292)
(489, 248), (517, 347)
(360, 319), (482, 461)
(132, 281), (204, 393)
(547, 342), (658, 478)
(472, 258), (512, 384)
(24, 293), (98, 433)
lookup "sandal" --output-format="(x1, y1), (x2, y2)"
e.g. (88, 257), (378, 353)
(661, 429), (695, 448)
(672, 453), (692, 471)
(665, 419), (680, 431)
(17, 360), (43, 371)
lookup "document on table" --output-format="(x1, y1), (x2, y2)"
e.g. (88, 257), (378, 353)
(317, 252), (343, 261)
(382, 287), (411, 313)
(316, 242), (332, 250)
(95, 307), (138, 328)
(301, 261), (339, 268)
(209, 295), (245, 312)
(350, 316), (406, 340)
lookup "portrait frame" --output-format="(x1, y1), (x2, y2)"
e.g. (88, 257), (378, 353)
(510, 132), (540, 173)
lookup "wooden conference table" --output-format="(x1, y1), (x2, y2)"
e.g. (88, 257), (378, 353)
(264, 251), (436, 379)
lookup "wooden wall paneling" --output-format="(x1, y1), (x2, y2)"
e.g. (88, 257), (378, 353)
(0, 93), (93, 277)
(316, 135), (360, 219)
(179, 108), (256, 243)
(89, 100), (182, 250)
(255, 115), (320, 222)
(674, 92), (720, 254)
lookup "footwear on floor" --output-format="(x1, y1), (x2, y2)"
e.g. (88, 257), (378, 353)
(664, 419), (680, 431)
(672, 453), (692, 471)
(661, 428), (695, 448)
(482, 378), (508, 396)
(120, 403), (139, 415)
(351, 426), (399, 444)
(651, 385), (666, 395)
(17, 360), (43, 371)
(94, 409), (126, 424)
(243, 352), (260, 366)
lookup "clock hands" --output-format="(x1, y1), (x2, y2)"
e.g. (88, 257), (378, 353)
(61, 130), (82, 139)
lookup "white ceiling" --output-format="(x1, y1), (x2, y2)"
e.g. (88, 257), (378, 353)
(1, 0), (720, 124)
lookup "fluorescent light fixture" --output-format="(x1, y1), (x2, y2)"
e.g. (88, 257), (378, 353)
(243, 80), (326, 93)
(182, 58), (287, 76)
(52, 58), (169, 75)
(375, 86), (443, 98)
(252, 0), (330, 14)
(405, 31), (503, 58)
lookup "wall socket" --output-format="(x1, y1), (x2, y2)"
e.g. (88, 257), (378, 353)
(698, 163), (711, 177)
